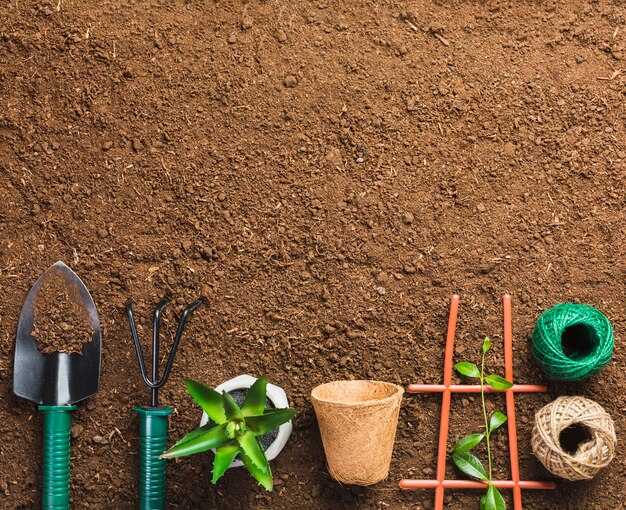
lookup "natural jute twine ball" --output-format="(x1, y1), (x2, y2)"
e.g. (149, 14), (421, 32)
(531, 303), (613, 381)
(532, 396), (616, 481)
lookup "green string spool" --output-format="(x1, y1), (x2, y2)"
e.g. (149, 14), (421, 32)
(532, 303), (614, 381)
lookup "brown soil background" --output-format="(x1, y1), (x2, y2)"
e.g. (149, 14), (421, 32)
(1, 0), (624, 508)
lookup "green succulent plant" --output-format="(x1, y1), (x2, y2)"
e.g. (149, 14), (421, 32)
(161, 376), (297, 491)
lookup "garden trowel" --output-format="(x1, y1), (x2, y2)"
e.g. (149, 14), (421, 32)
(13, 261), (101, 510)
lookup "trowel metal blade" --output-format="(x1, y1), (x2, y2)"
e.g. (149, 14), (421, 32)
(13, 261), (101, 406)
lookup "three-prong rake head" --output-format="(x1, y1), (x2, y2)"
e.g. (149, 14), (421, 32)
(125, 297), (203, 407)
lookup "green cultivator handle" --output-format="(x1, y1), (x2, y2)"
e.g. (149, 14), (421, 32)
(39, 405), (76, 510)
(136, 406), (173, 510)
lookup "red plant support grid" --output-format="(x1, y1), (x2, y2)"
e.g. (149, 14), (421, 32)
(399, 294), (557, 509)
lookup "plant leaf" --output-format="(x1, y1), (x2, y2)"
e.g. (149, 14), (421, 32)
(482, 337), (491, 353)
(456, 362), (480, 378)
(226, 421), (238, 439)
(185, 379), (227, 424)
(245, 408), (297, 436)
(211, 442), (240, 484)
(485, 375), (513, 390)
(484, 484), (506, 510)
(489, 411), (508, 433)
(240, 448), (273, 491)
(452, 452), (488, 481)
(162, 423), (230, 459)
(241, 376), (268, 417)
(453, 433), (485, 453)
(480, 493), (488, 510)
(222, 391), (243, 421)
(236, 430), (269, 472)
(171, 424), (213, 449)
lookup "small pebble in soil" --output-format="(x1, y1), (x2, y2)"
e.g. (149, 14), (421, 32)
(310, 484), (323, 498)
(284, 75), (298, 88)
(71, 424), (84, 439)
(241, 16), (253, 29)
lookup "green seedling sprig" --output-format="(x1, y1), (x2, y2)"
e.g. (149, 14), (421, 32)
(452, 337), (513, 510)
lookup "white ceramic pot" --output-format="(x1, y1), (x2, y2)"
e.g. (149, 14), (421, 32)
(199, 374), (293, 467)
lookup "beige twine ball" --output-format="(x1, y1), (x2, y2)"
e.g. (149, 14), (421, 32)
(532, 396), (616, 481)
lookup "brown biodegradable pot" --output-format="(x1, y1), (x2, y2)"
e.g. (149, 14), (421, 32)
(311, 380), (404, 485)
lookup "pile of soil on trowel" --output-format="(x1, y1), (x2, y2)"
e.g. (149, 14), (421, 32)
(31, 267), (93, 355)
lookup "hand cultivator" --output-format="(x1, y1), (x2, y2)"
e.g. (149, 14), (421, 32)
(126, 297), (202, 510)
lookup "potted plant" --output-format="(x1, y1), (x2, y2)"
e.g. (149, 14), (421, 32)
(199, 375), (293, 466)
(161, 376), (297, 491)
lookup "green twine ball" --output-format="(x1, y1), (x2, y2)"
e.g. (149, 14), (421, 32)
(532, 303), (614, 381)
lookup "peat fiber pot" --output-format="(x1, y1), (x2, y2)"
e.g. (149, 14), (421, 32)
(311, 380), (404, 486)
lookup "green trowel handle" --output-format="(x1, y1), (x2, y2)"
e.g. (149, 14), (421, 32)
(39, 405), (76, 510)
(135, 406), (173, 510)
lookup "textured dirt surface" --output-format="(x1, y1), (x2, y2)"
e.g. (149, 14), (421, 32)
(0, 0), (625, 508)
(31, 265), (94, 354)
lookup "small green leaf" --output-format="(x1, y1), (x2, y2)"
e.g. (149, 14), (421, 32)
(185, 379), (227, 424)
(240, 448), (273, 491)
(484, 484), (506, 510)
(225, 421), (238, 439)
(452, 452), (488, 481)
(456, 362), (480, 378)
(171, 424), (213, 449)
(211, 442), (240, 484)
(489, 411), (508, 433)
(162, 423), (230, 459)
(453, 433), (485, 453)
(485, 374), (513, 390)
(480, 493), (488, 510)
(222, 391), (243, 421)
(236, 430), (269, 472)
(482, 337), (491, 353)
(241, 376), (268, 417)
(245, 408), (297, 436)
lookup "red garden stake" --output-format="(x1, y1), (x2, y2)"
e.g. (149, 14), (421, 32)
(399, 295), (557, 509)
